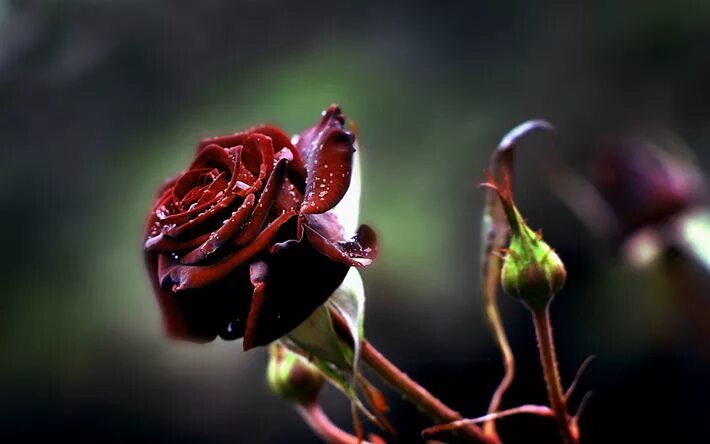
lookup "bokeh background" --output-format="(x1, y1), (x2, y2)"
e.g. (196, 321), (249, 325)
(2, 1), (710, 442)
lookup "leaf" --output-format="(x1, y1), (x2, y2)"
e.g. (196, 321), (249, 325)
(286, 304), (351, 370)
(327, 267), (366, 385)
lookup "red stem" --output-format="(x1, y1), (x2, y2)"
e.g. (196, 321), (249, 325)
(329, 307), (495, 443)
(361, 340), (496, 444)
(296, 402), (369, 444)
(531, 307), (579, 444)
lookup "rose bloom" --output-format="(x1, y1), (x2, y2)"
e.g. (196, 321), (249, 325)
(144, 105), (376, 350)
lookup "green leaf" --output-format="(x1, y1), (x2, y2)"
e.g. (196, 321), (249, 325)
(286, 304), (351, 370)
(327, 268), (366, 384)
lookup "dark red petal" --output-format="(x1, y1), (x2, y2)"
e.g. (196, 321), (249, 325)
(195, 174), (229, 206)
(145, 231), (210, 253)
(189, 144), (234, 171)
(157, 148), (245, 241)
(252, 125), (307, 179)
(272, 173), (304, 215)
(178, 194), (257, 264)
(163, 210), (297, 290)
(163, 192), (238, 239)
(234, 158), (287, 246)
(152, 251), (255, 342)
(303, 212), (344, 242)
(243, 133), (275, 178)
(197, 131), (251, 153)
(296, 105), (356, 215)
(145, 251), (204, 341)
(239, 237), (351, 349)
(171, 167), (213, 197)
(303, 215), (377, 267)
(243, 261), (268, 351)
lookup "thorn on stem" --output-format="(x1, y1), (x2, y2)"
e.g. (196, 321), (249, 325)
(565, 355), (595, 401)
(573, 390), (594, 421)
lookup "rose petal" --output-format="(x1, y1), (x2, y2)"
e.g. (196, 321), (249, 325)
(252, 125), (307, 180)
(154, 145), (241, 228)
(234, 158), (287, 246)
(243, 261), (268, 350)
(242, 133), (275, 179)
(163, 192), (238, 239)
(238, 237), (351, 348)
(152, 252), (254, 342)
(272, 175), (303, 214)
(145, 251), (201, 340)
(303, 216), (377, 267)
(235, 136), (275, 197)
(189, 144), (234, 171)
(145, 231), (210, 253)
(178, 194), (256, 264)
(296, 105), (356, 215)
(197, 132), (250, 153)
(162, 210), (297, 290)
(303, 212), (345, 242)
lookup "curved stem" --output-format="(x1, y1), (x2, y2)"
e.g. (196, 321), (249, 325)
(422, 404), (554, 439)
(531, 307), (578, 444)
(482, 283), (515, 437)
(328, 307), (494, 442)
(296, 402), (370, 444)
(361, 340), (496, 444)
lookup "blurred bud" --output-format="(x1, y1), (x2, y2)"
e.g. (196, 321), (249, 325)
(483, 173), (567, 310)
(593, 137), (704, 237)
(267, 343), (324, 405)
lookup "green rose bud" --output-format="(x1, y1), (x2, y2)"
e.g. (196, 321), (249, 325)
(267, 343), (324, 405)
(484, 173), (567, 310)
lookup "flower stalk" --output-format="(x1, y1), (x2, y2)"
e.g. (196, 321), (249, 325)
(482, 294), (515, 437)
(531, 307), (578, 444)
(296, 402), (374, 444)
(328, 307), (496, 443)
(360, 340), (496, 443)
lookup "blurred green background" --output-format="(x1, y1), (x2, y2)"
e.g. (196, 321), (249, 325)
(1, 1), (709, 442)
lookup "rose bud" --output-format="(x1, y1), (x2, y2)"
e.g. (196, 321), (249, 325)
(593, 137), (704, 237)
(267, 343), (324, 405)
(482, 172), (566, 310)
(144, 105), (377, 350)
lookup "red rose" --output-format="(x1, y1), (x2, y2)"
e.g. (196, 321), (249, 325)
(144, 105), (377, 349)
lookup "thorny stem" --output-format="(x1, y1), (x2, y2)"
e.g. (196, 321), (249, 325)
(329, 307), (495, 443)
(360, 340), (497, 444)
(531, 307), (579, 444)
(482, 259), (515, 437)
(422, 404), (554, 438)
(296, 402), (372, 444)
